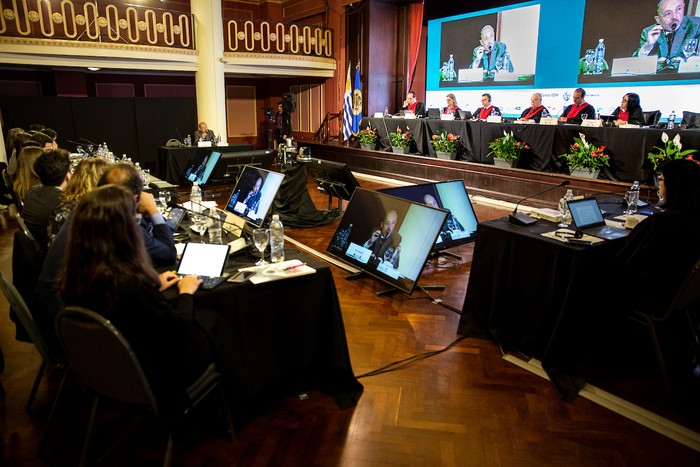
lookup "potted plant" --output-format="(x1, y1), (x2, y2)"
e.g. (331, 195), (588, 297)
(388, 127), (413, 154)
(430, 130), (460, 160)
(358, 126), (379, 150)
(487, 130), (529, 167)
(647, 132), (697, 173)
(558, 132), (609, 178)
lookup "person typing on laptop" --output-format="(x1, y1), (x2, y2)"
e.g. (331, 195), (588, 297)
(61, 184), (214, 412)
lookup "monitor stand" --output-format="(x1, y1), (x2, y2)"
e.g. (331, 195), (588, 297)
(345, 271), (444, 296)
(430, 250), (461, 261)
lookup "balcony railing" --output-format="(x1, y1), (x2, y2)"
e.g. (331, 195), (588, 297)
(0, 0), (194, 49)
(224, 19), (333, 58)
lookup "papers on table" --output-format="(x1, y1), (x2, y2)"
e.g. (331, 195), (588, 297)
(239, 259), (316, 284)
(540, 229), (604, 244)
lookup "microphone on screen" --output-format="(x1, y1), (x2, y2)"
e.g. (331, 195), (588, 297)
(509, 180), (571, 226)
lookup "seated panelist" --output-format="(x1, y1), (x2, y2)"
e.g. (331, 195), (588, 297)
(558, 88), (595, 125)
(610, 93), (644, 126)
(472, 93), (501, 121)
(517, 93), (550, 123)
(442, 93), (461, 118)
(401, 91), (427, 117)
(194, 122), (215, 142)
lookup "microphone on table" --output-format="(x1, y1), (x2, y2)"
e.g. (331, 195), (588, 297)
(167, 198), (246, 237)
(509, 180), (571, 226)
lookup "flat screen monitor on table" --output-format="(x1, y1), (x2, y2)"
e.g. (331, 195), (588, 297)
(302, 158), (361, 201)
(224, 165), (285, 228)
(380, 180), (478, 252)
(326, 188), (448, 294)
(183, 148), (221, 185)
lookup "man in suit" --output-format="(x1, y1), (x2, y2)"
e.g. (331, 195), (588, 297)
(400, 91), (426, 117)
(470, 25), (514, 79)
(194, 121), (215, 143)
(472, 93), (501, 121)
(363, 209), (402, 268)
(558, 88), (595, 125)
(634, 0), (700, 69)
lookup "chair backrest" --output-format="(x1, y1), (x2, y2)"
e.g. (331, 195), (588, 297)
(669, 259), (700, 314)
(56, 306), (159, 409)
(165, 138), (182, 147)
(1, 168), (21, 212)
(682, 111), (700, 128)
(15, 213), (37, 243)
(0, 271), (51, 359)
(642, 110), (661, 126)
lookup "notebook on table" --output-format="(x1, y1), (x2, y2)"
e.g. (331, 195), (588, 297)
(567, 197), (630, 241)
(177, 242), (231, 289)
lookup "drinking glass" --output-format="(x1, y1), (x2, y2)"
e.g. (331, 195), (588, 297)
(584, 49), (594, 75)
(581, 113), (588, 121)
(252, 228), (269, 266)
(157, 190), (168, 212)
(558, 198), (571, 228)
(193, 214), (208, 239)
(682, 38), (698, 60)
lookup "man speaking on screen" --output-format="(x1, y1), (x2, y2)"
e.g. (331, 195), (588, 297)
(363, 210), (402, 268)
(634, 0), (700, 69)
(470, 25), (514, 79)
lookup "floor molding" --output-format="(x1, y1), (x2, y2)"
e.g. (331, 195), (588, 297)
(503, 353), (700, 452)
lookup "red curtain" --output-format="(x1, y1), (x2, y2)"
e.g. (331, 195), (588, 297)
(406, 1), (424, 93)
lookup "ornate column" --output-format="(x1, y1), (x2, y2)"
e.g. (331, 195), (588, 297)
(191, 0), (227, 141)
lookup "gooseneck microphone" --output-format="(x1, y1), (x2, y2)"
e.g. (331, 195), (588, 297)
(509, 180), (571, 226)
(167, 198), (246, 237)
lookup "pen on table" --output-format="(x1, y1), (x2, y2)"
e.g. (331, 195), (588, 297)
(284, 262), (307, 271)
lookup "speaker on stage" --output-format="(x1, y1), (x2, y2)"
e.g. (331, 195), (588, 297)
(282, 93), (296, 113)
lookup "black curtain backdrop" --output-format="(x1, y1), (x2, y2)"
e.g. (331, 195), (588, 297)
(0, 96), (196, 171)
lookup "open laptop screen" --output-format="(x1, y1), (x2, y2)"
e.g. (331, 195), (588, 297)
(177, 243), (230, 278)
(568, 197), (605, 229)
(224, 166), (285, 228)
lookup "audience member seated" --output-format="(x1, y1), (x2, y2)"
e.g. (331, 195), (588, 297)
(12, 147), (43, 204)
(558, 88), (595, 125)
(472, 93), (501, 120)
(31, 132), (54, 151)
(614, 158), (700, 315)
(61, 184), (215, 411)
(442, 93), (461, 118)
(610, 93), (644, 126)
(517, 92), (550, 123)
(6, 131), (34, 176)
(31, 163), (177, 359)
(47, 158), (109, 246)
(22, 149), (71, 246)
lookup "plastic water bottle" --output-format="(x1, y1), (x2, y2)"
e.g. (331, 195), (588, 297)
(594, 39), (605, 75)
(563, 189), (575, 225)
(626, 181), (640, 214)
(269, 214), (285, 263)
(190, 181), (202, 216)
(447, 54), (455, 80)
(384, 106), (389, 117)
(208, 209), (222, 244)
(668, 110), (676, 129)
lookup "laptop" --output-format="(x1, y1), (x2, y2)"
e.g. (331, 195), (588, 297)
(610, 56), (657, 77)
(427, 108), (440, 119)
(177, 242), (231, 289)
(567, 197), (630, 241)
(457, 109), (472, 120)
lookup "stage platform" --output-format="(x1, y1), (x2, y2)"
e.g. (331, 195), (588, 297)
(302, 142), (657, 209)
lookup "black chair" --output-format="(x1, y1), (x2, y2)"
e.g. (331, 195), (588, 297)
(682, 110), (700, 129)
(11, 213), (45, 343)
(1, 167), (21, 213)
(642, 110), (661, 127)
(0, 272), (67, 414)
(47, 306), (234, 467)
(628, 259), (700, 395)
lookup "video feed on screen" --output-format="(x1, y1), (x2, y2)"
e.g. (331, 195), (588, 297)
(380, 180), (478, 252)
(224, 166), (284, 228)
(326, 188), (448, 294)
(437, 4), (540, 88)
(184, 149), (222, 185)
(578, 0), (700, 83)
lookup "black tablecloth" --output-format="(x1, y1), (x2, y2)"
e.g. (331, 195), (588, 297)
(164, 247), (363, 411)
(457, 215), (624, 400)
(361, 118), (700, 183)
(157, 144), (254, 184)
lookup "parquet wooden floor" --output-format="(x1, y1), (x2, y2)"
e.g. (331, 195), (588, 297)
(0, 172), (698, 466)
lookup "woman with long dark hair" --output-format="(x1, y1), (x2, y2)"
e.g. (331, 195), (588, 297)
(611, 92), (644, 126)
(61, 184), (213, 410)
